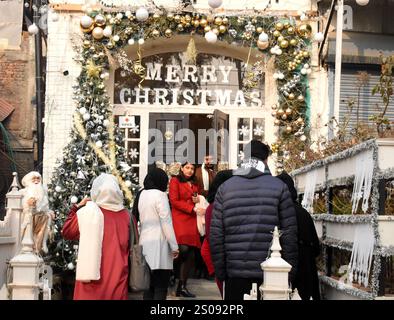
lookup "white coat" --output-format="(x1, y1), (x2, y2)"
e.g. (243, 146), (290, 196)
(138, 189), (179, 270)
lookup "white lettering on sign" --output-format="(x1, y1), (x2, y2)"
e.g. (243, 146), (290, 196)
(118, 62), (264, 107)
(119, 116), (136, 128)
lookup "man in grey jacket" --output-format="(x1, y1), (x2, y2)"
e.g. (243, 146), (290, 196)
(210, 140), (298, 300)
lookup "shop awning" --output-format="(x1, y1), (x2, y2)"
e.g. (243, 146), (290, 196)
(0, 99), (15, 122)
(326, 31), (394, 65)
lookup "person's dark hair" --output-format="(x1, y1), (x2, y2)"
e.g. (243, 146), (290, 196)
(176, 161), (197, 184)
(243, 140), (271, 161)
(276, 171), (298, 202)
(144, 167), (169, 192)
(207, 170), (233, 203)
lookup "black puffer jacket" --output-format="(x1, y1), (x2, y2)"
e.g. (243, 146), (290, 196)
(210, 167), (298, 282)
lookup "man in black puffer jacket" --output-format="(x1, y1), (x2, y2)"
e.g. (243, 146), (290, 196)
(210, 140), (298, 300)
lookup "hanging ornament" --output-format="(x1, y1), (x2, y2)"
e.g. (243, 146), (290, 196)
(297, 23), (312, 39)
(94, 14), (106, 27)
(167, 13), (174, 21)
(71, 196), (78, 204)
(275, 22), (284, 31)
(28, 23), (39, 35)
(280, 40), (289, 48)
(185, 37), (198, 64)
(113, 35), (120, 42)
(83, 113), (91, 121)
(165, 29), (173, 38)
(103, 26), (112, 37)
(152, 29), (160, 38)
(258, 32), (269, 42)
(314, 32), (324, 42)
(290, 38), (298, 46)
(257, 40), (269, 50)
(80, 15), (94, 32)
(219, 25), (227, 33)
(92, 27), (104, 39)
(55, 186), (62, 192)
(208, 0), (223, 9)
(205, 31), (217, 43)
(136, 7), (149, 21)
(138, 38), (145, 45)
(229, 29), (237, 38)
(214, 17), (223, 25)
(128, 38), (135, 45)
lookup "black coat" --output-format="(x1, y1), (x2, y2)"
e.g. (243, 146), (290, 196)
(277, 172), (320, 300)
(210, 167), (298, 282)
(293, 202), (321, 300)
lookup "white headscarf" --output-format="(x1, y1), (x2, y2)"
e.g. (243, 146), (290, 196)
(76, 173), (125, 282)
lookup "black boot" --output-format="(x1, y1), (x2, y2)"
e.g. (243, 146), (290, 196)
(176, 280), (196, 298)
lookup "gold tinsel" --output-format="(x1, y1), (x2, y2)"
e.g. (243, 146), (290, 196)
(185, 37), (198, 64)
(85, 59), (101, 78)
(133, 45), (145, 88)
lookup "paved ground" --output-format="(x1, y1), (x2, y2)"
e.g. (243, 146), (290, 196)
(128, 278), (222, 300)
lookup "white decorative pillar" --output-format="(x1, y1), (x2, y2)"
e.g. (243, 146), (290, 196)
(260, 226), (292, 300)
(7, 173), (43, 300)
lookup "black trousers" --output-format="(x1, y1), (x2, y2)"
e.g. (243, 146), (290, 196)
(224, 278), (263, 300)
(143, 269), (171, 300)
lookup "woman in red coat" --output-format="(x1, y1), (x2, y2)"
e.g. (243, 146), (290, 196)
(62, 173), (129, 300)
(169, 162), (205, 298)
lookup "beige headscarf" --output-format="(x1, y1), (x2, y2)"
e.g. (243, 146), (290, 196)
(76, 173), (124, 282)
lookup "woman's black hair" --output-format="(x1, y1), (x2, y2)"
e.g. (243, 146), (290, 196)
(176, 161), (197, 184)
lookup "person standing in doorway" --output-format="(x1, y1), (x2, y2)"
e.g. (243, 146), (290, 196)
(169, 162), (204, 298)
(210, 140), (298, 300)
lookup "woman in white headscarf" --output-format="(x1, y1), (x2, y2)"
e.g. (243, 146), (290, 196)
(62, 173), (130, 300)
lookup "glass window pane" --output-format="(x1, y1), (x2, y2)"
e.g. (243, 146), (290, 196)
(127, 141), (140, 164)
(252, 118), (265, 141)
(237, 118), (250, 141)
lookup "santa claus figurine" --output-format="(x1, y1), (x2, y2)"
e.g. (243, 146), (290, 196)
(20, 171), (54, 254)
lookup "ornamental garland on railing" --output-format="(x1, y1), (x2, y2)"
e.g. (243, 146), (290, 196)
(319, 275), (374, 300)
(292, 139), (394, 298)
(78, 6), (314, 171)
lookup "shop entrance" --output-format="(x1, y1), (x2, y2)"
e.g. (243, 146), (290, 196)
(148, 110), (228, 167)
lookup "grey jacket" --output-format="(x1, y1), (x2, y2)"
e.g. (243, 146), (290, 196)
(210, 166), (298, 282)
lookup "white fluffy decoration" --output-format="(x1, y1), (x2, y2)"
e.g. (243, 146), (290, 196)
(351, 150), (374, 214)
(347, 224), (375, 288)
(301, 169), (317, 213)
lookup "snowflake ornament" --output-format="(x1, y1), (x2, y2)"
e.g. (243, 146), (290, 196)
(253, 125), (264, 137)
(129, 148), (139, 159)
(239, 125), (250, 137)
(129, 124), (140, 134)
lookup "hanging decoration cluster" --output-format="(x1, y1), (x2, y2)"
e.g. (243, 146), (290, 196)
(77, 5), (314, 172)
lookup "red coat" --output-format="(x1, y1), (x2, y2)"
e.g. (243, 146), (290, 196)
(169, 177), (201, 248)
(62, 205), (130, 300)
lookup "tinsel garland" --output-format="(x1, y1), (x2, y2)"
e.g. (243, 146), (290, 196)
(293, 138), (394, 299)
(319, 275), (374, 300)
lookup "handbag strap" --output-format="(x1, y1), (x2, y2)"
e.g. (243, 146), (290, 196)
(130, 213), (139, 246)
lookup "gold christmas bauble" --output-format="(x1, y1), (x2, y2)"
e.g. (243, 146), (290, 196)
(174, 15), (181, 23)
(276, 22), (284, 31)
(107, 42), (114, 49)
(296, 117), (304, 125)
(80, 23), (94, 33)
(184, 22), (191, 28)
(281, 114), (288, 120)
(303, 51), (310, 57)
(193, 20), (200, 27)
(280, 40), (289, 48)
(288, 93), (295, 100)
(212, 28), (219, 35)
(177, 24), (184, 32)
(200, 18), (208, 27)
(272, 104), (278, 110)
(273, 30), (281, 38)
(207, 15), (214, 23)
(153, 13), (161, 20)
(257, 40), (269, 50)
(83, 40), (91, 48)
(167, 13), (174, 21)
(214, 17), (223, 25)
(278, 36), (284, 42)
(287, 27), (295, 35)
(219, 25), (227, 33)
(222, 17), (229, 25)
(284, 22), (290, 29)
(274, 119), (280, 126)
(285, 108), (292, 115)
(165, 28), (173, 38)
(94, 14), (106, 27)
(297, 23), (312, 39)
(92, 27), (104, 39)
(277, 109), (285, 116)
(286, 126), (292, 133)
(290, 39), (298, 46)
(204, 26), (211, 33)
(297, 95), (305, 102)
(271, 111), (277, 117)
(185, 15), (192, 22)
(152, 29), (160, 38)
(256, 27), (263, 34)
